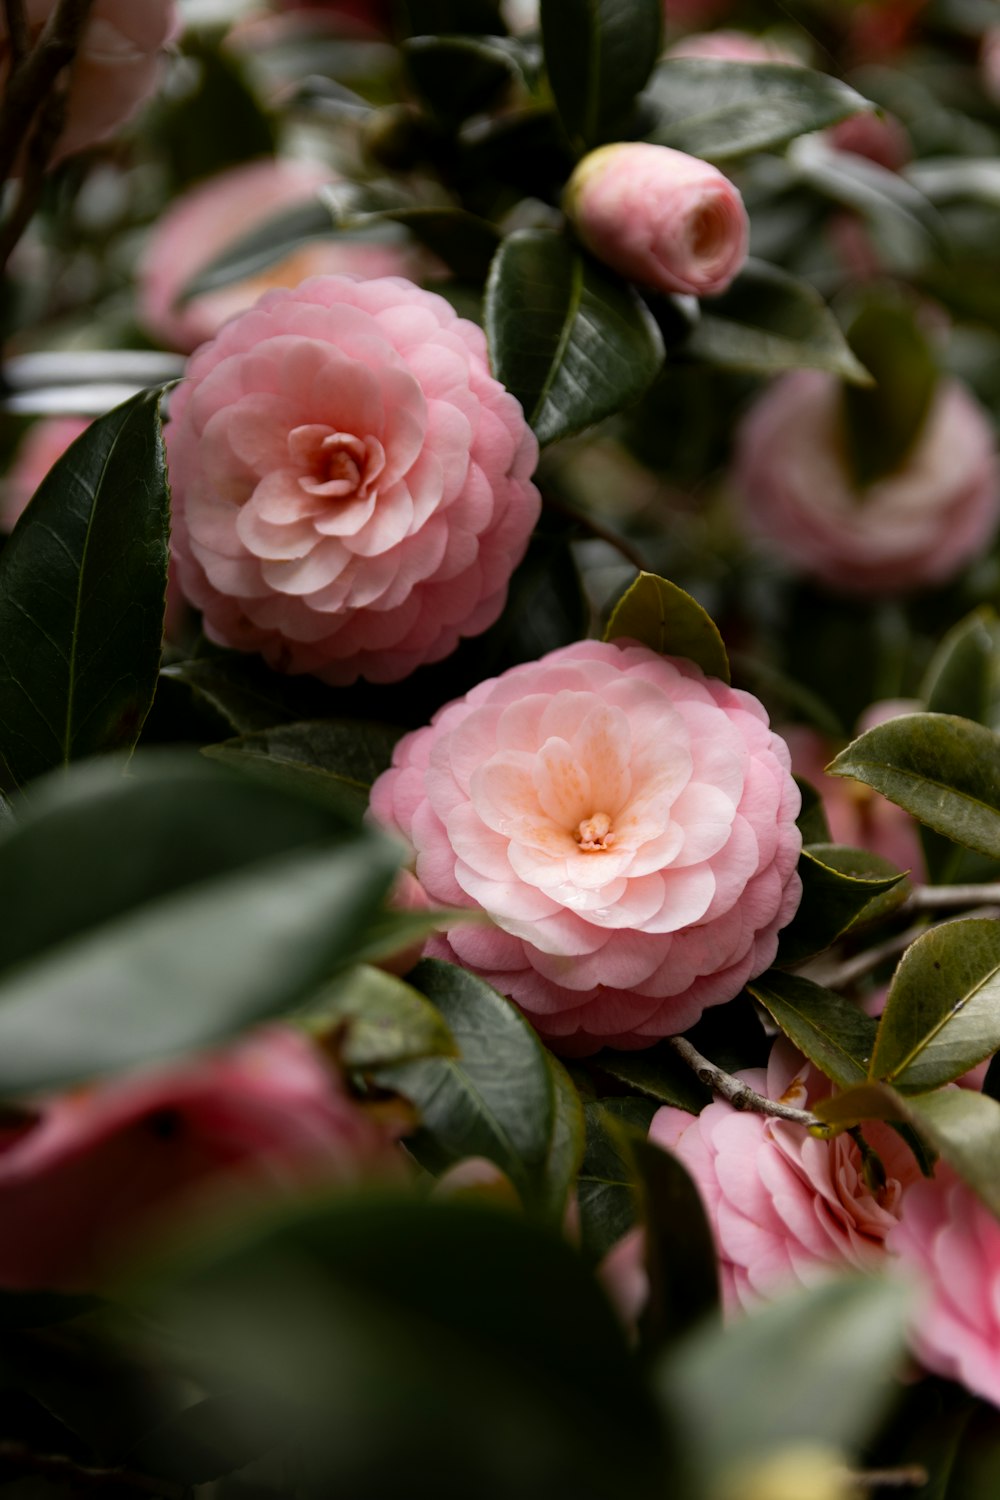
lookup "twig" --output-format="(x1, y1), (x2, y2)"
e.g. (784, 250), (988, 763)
(905, 882), (1000, 910)
(806, 919), (929, 991)
(0, 1441), (186, 1498)
(840, 1464), (928, 1491)
(668, 1035), (820, 1126)
(0, 0), (94, 188)
(0, 69), (68, 272)
(542, 491), (647, 573)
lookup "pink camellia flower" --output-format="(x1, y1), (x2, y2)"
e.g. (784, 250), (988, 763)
(782, 699), (926, 879)
(2, 416), (89, 532)
(0, 1027), (403, 1290)
(1, 0), (179, 167)
(668, 30), (802, 64)
(369, 639), (802, 1054)
(733, 370), (1000, 595)
(827, 112), (911, 172)
(887, 1166), (1000, 1408)
(166, 274), (540, 685)
(650, 1042), (922, 1312)
(564, 142), (749, 299)
(138, 158), (426, 354)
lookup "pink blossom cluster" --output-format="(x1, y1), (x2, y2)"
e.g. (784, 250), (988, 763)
(370, 639), (802, 1054)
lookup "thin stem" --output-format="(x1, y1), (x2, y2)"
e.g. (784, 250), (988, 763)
(3, 0), (30, 69)
(906, 882), (1000, 910)
(0, 0), (94, 187)
(840, 1465), (928, 1492)
(542, 492), (647, 574)
(668, 1035), (820, 1126)
(806, 919), (929, 991)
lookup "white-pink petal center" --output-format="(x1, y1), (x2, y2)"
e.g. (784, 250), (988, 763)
(287, 424), (386, 502)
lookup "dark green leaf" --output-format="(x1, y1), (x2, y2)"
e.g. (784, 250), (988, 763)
(596, 1043), (711, 1113)
(399, 0), (505, 34)
(380, 959), (585, 1221)
(658, 1278), (912, 1482)
(0, 388), (171, 790)
(485, 229), (665, 445)
(404, 35), (519, 122)
(363, 205), (502, 281)
(300, 964), (458, 1069)
(576, 1101), (641, 1261)
(204, 719), (402, 793)
(683, 259), (871, 384)
(776, 844), (909, 967)
(796, 777), (832, 845)
(344, 904), (469, 969)
(152, 42), (276, 192)
(124, 1395), (276, 1486)
(0, 1292), (97, 1331)
(603, 571), (730, 682)
(842, 303), (938, 488)
(871, 919), (1000, 1093)
(540, 0), (661, 148)
(160, 654), (333, 735)
(645, 60), (872, 161)
(748, 971), (877, 1089)
(921, 607), (1000, 725)
(829, 713), (1000, 859)
(629, 1135), (719, 1355)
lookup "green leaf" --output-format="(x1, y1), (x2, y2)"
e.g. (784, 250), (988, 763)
(796, 777), (832, 845)
(596, 1043), (711, 1113)
(921, 607), (1000, 725)
(749, 971), (877, 1089)
(644, 60), (872, 162)
(603, 571), (730, 682)
(540, 0), (661, 148)
(137, 1193), (668, 1497)
(841, 303), (938, 488)
(0, 752), (399, 1094)
(203, 719), (403, 813)
(399, 0), (505, 34)
(485, 228), (665, 446)
(789, 134), (942, 265)
(161, 655), (333, 734)
(300, 964), (457, 1069)
(829, 713), (1000, 860)
(152, 40), (276, 192)
(657, 1278), (912, 1483)
(683, 259), (871, 384)
(404, 35), (519, 123)
(870, 919), (1000, 1093)
(0, 388), (171, 790)
(628, 1135), (720, 1355)
(362, 205), (502, 282)
(576, 1100), (643, 1261)
(380, 959), (585, 1221)
(180, 198), (335, 301)
(776, 844), (909, 967)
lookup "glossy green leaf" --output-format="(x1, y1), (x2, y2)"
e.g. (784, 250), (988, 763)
(683, 259), (871, 384)
(871, 919), (1000, 1093)
(748, 971), (877, 1089)
(629, 1135), (720, 1355)
(603, 571), (730, 682)
(205, 719), (402, 797)
(795, 777), (832, 845)
(576, 1100), (645, 1261)
(596, 1043), (711, 1114)
(921, 607), (1000, 725)
(404, 35), (520, 122)
(362, 205), (502, 282)
(776, 844), (909, 967)
(829, 713), (1000, 859)
(0, 387), (170, 790)
(299, 964), (457, 1069)
(380, 959), (585, 1221)
(658, 1277), (912, 1482)
(138, 1193), (667, 1497)
(842, 303), (938, 488)
(645, 60), (872, 161)
(161, 655), (333, 734)
(485, 229), (665, 446)
(540, 0), (661, 148)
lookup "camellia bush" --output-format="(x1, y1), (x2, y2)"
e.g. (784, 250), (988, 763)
(5, 0), (1000, 1494)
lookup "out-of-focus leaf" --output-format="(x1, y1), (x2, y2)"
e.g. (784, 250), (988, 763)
(871, 919), (1000, 1093)
(301, 964), (457, 1069)
(0, 388), (170, 791)
(829, 713), (1000, 859)
(0, 753), (398, 1094)
(399, 0), (505, 34)
(160, 655), (333, 735)
(776, 844), (909, 968)
(404, 35), (521, 122)
(789, 134), (942, 265)
(629, 1135), (719, 1355)
(842, 303), (938, 488)
(596, 1044), (711, 1114)
(921, 607), (1000, 725)
(180, 198), (336, 300)
(153, 41), (276, 191)
(138, 1193), (668, 1499)
(124, 1395), (276, 1487)
(0, 1292), (96, 1330)
(684, 260), (871, 383)
(603, 571), (730, 682)
(645, 60), (871, 161)
(658, 1278), (912, 1485)
(204, 720), (402, 805)
(748, 971), (877, 1088)
(485, 229), (665, 446)
(540, 0), (661, 148)
(361, 205), (502, 281)
(380, 960), (585, 1222)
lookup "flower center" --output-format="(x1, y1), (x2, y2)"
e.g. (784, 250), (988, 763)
(574, 812), (614, 851)
(288, 424), (385, 503)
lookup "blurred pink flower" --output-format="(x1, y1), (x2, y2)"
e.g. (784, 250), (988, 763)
(0, 1027), (403, 1290)
(668, 30), (801, 64)
(2, 416), (89, 531)
(138, 158), (427, 354)
(1, 0), (179, 166)
(167, 274), (539, 685)
(369, 639), (802, 1054)
(782, 702), (926, 879)
(733, 371), (1000, 595)
(827, 112), (911, 172)
(887, 1166), (1000, 1408)
(651, 1043), (922, 1312)
(565, 142), (748, 299)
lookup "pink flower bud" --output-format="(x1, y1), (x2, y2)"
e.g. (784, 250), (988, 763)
(565, 142), (749, 298)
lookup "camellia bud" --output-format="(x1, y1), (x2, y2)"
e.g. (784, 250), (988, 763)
(564, 141), (749, 298)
